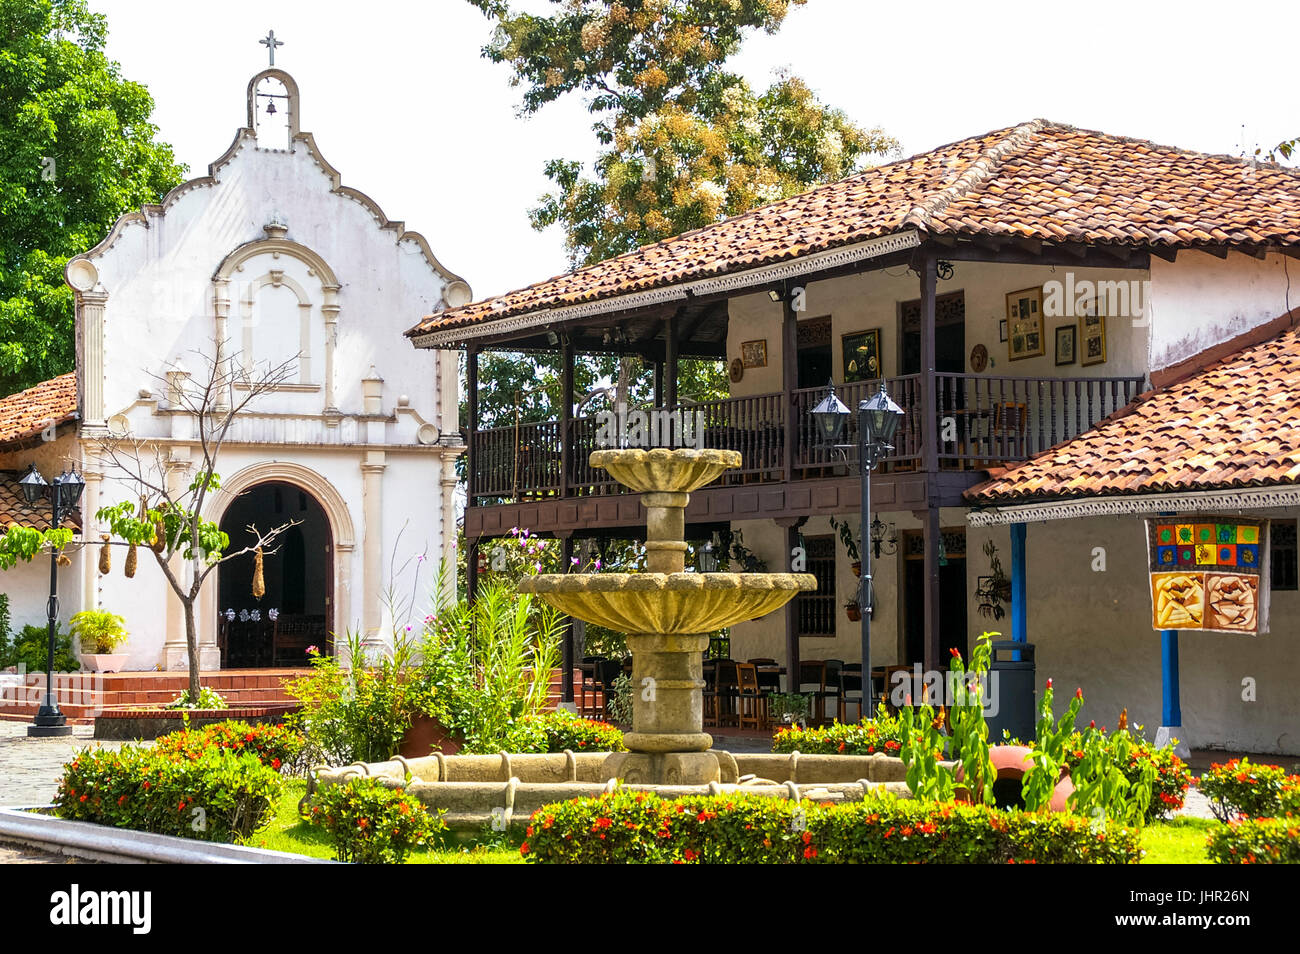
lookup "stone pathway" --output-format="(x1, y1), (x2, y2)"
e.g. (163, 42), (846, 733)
(0, 722), (126, 808)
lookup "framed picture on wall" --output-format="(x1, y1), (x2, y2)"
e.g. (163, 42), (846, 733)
(1080, 306), (1107, 367)
(842, 328), (882, 382)
(1054, 324), (1076, 366)
(1005, 287), (1045, 361)
(740, 339), (768, 369)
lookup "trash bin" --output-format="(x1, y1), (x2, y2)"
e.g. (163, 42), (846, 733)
(986, 640), (1036, 744)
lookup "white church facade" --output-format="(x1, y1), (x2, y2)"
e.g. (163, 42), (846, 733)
(0, 67), (467, 671)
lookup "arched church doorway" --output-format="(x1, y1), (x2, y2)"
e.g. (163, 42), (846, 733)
(217, 481), (332, 668)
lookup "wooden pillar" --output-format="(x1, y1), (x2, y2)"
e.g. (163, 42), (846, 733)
(466, 346), (479, 508)
(652, 360), (664, 407)
(783, 520), (802, 693)
(1010, 522), (1027, 661)
(919, 257), (941, 678)
(664, 313), (679, 407)
(561, 339), (574, 498)
(560, 534), (575, 703)
(782, 284), (799, 483)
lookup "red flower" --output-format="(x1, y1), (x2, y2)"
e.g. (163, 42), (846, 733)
(358, 818), (369, 829)
(520, 842), (530, 856)
(1046, 679), (1053, 690)
(1074, 688), (1083, 700)
(271, 758), (281, 770)
(949, 648), (961, 659)
(595, 816), (612, 829)
(802, 830), (812, 844)
(398, 802), (410, 815)
(803, 846), (817, 859)
(684, 849), (697, 861)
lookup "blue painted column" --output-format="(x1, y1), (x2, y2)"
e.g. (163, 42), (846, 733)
(1161, 629), (1182, 727)
(1010, 522), (1027, 659)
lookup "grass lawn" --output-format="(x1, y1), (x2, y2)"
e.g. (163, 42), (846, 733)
(1141, 817), (1216, 864)
(266, 778), (1217, 864)
(252, 780), (525, 864)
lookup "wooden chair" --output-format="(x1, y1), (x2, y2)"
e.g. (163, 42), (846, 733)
(822, 659), (845, 722)
(594, 658), (623, 721)
(578, 657), (602, 719)
(707, 659), (739, 728)
(735, 663), (768, 731)
(797, 660), (830, 726)
(838, 663), (866, 723)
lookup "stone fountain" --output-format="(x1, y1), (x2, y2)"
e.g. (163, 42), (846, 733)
(308, 448), (922, 830)
(519, 448), (816, 785)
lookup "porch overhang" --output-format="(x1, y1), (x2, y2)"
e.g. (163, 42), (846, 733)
(966, 483), (1300, 527)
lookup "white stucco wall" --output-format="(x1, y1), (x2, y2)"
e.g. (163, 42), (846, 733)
(1148, 251), (1296, 372)
(51, 71), (466, 670)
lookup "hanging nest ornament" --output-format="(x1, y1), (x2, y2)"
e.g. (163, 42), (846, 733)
(152, 516), (166, 554)
(57, 551), (71, 567)
(252, 547), (265, 599)
(125, 542), (138, 578)
(98, 534), (112, 575)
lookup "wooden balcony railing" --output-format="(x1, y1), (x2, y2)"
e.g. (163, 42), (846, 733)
(467, 372), (1145, 504)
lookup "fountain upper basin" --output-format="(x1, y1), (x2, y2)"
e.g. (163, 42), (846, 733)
(519, 571), (816, 633)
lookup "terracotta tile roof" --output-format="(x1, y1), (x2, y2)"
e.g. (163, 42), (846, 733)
(0, 471), (80, 531)
(0, 373), (77, 446)
(409, 119), (1300, 340)
(966, 320), (1300, 505)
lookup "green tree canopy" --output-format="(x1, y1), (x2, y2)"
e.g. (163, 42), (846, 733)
(0, 0), (185, 395)
(467, 0), (899, 266)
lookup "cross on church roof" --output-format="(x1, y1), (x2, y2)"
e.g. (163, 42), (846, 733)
(260, 29), (284, 66)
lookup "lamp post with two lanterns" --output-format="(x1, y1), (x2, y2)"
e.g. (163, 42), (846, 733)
(809, 381), (904, 715)
(18, 464), (85, 738)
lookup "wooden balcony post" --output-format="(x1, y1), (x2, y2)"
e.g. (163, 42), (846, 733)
(782, 283), (798, 483)
(918, 257), (941, 675)
(665, 312), (679, 408)
(561, 338), (574, 498)
(465, 346), (480, 507)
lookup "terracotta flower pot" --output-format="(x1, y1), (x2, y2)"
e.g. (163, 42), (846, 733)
(398, 713), (462, 758)
(956, 744), (1074, 811)
(845, 604), (862, 622)
(851, 561), (862, 578)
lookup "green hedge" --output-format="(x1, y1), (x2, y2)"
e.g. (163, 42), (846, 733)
(505, 710), (625, 753)
(307, 777), (446, 863)
(771, 717), (903, 756)
(1198, 759), (1297, 822)
(153, 720), (304, 772)
(1207, 817), (1300, 864)
(520, 790), (1142, 864)
(55, 746), (281, 843)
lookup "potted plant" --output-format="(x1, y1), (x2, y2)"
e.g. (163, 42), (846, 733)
(69, 610), (130, 672)
(829, 517), (862, 577)
(769, 691), (812, 728)
(845, 599), (862, 622)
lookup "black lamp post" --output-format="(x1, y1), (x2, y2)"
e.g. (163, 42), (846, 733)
(809, 381), (903, 716)
(19, 464), (84, 738)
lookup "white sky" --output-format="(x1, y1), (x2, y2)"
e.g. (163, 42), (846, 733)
(93, 0), (1298, 302)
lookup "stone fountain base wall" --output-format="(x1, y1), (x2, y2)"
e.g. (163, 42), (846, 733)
(307, 750), (944, 832)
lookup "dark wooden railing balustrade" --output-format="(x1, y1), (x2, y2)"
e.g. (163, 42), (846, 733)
(468, 372), (1145, 504)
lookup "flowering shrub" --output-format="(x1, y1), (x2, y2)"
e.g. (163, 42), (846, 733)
(1198, 759), (1295, 822)
(1207, 817), (1300, 864)
(519, 790), (1142, 864)
(504, 709), (625, 753)
(1062, 731), (1190, 821)
(55, 746), (281, 843)
(153, 720), (304, 773)
(164, 686), (227, 710)
(772, 709), (904, 756)
(307, 778), (446, 864)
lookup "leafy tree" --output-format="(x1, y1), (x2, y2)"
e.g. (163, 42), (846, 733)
(466, 0), (898, 267)
(93, 346), (296, 701)
(0, 0), (185, 395)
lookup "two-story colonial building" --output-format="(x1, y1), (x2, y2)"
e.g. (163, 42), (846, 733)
(409, 119), (1300, 754)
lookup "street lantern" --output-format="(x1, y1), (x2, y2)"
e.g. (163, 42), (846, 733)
(809, 380), (907, 720)
(810, 380), (850, 445)
(52, 470), (85, 510)
(21, 464), (82, 738)
(18, 464), (48, 504)
(860, 383), (905, 449)
(695, 539), (720, 573)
